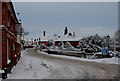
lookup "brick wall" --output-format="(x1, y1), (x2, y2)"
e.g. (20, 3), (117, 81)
(1, 2), (21, 69)
(2, 2), (8, 27)
(0, 1), (2, 25)
(0, 30), (2, 69)
(2, 30), (7, 69)
(0, 1), (2, 69)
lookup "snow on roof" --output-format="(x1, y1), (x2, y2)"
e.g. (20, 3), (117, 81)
(56, 35), (79, 41)
(40, 36), (50, 41)
(40, 35), (58, 41)
(40, 35), (80, 42)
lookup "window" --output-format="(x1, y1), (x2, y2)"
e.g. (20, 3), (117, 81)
(7, 38), (11, 64)
(7, 10), (11, 27)
(13, 44), (15, 51)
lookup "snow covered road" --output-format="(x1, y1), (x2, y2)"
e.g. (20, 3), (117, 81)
(8, 49), (118, 79)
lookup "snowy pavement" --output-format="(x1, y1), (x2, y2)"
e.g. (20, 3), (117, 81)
(7, 48), (118, 79)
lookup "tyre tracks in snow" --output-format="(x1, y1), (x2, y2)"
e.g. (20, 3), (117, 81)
(15, 49), (119, 79)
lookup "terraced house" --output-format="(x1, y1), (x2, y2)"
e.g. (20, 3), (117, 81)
(0, 0), (22, 79)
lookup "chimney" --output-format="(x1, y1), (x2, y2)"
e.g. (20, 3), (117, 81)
(73, 32), (75, 37)
(43, 31), (46, 36)
(64, 27), (68, 35)
(68, 33), (72, 36)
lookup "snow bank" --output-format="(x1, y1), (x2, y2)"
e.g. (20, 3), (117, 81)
(7, 50), (51, 79)
(91, 57), (118, 64)
(38, 50), (118, 64)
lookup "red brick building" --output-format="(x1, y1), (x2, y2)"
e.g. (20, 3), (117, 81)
(0, 1), (22, 77)
(37, 35), (79, 47)
(54, 36), (79, 47)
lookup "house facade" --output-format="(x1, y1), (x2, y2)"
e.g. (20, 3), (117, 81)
(0, 1), (22, 78)
(37, 35), (79, 47)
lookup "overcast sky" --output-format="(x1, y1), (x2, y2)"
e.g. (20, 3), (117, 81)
(12, 0), (119, 2)
(13, 2), (118, 39)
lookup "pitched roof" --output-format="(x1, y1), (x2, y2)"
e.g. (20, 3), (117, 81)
(40, 35), (79, 42)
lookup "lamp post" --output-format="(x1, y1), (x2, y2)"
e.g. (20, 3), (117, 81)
(106, 35), (110, 49)
(39, 38), (41, 45)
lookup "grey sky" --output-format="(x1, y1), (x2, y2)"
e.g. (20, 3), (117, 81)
(13, 2), (118, 39)
(12, 0), (119, 2)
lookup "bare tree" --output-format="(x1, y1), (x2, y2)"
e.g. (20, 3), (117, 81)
(21, 29), (29, 49)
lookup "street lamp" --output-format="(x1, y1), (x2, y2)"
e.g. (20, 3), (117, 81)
(106, 35), (110, 49)
(39, 38), (41, 45)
